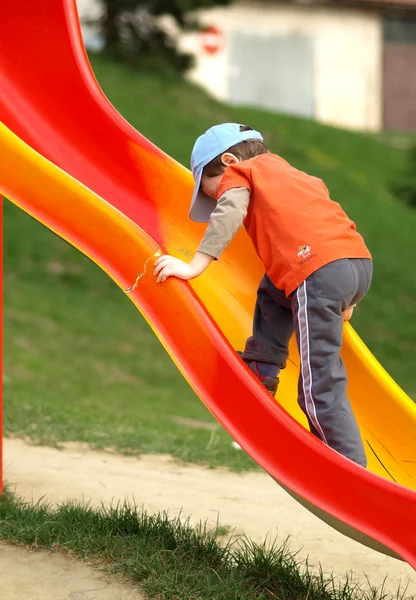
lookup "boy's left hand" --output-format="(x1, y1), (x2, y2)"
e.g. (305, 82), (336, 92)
(154, 255), (194, 283)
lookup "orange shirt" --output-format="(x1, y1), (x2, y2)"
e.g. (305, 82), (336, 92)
(218, 153), (371, 296)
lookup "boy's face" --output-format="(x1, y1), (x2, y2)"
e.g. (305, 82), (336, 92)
(201, 152), (239, 200)
(201, 174), (224, 200)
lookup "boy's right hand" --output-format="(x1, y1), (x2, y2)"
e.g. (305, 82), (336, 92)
(342, 305), (356, 321)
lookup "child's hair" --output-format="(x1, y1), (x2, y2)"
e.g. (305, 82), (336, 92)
(203, 125), (269, 177)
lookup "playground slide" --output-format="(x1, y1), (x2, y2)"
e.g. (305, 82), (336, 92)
(1, 0), (416, 568)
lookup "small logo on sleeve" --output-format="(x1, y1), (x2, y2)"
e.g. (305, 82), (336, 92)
(297, 244), (317, 265)
(297, 245), (311, 258)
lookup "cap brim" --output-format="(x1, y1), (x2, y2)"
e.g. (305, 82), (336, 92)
(189, 169), (217, 223)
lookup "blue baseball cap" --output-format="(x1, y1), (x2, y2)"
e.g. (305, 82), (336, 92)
(189, 123), (263, 222)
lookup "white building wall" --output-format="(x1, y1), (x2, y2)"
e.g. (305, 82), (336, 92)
(76, 0), (104, 50)
(76, 0), (102, 19)
(180, 3), (382, 131)
(75, 0), (382, 130)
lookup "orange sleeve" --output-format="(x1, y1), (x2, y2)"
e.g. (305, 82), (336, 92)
(217, 163), (252, 198)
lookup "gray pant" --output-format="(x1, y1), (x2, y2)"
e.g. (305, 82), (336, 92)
(242, 258), (373, 467)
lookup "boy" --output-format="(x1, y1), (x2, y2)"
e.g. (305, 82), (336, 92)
(154, 123), (372, 467)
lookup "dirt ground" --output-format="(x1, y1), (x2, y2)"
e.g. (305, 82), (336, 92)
(2, 438), (415, 599)
(0, 543), (145, 600)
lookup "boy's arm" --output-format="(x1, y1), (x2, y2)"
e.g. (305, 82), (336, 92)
(197, 187), (250, 259)
(154, 188), (250, 283)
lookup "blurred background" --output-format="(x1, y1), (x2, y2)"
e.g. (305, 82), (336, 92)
(77, 0), (416, 132)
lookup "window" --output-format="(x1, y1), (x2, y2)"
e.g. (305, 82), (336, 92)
(384, 16), (416, 44)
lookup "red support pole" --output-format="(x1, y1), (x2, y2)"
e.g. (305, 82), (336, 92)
(1, 195), (3, 495)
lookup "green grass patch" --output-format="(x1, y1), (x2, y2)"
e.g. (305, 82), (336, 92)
(3, 213), (252, 469)
(4, 54), (416, 470)
(0, 489), (410, 600)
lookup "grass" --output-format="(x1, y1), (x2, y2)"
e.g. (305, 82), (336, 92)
(3, 228), (251, 468)
(4, 199), (255, 469)
(4, 53), (416, 470)
(0, 489), (410, 600)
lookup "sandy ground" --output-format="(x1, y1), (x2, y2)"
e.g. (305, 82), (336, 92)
(2, 438), (415, 599)
(0, 543), (145, 600)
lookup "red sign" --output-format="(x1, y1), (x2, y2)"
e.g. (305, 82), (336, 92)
(201, 26), (224, 55)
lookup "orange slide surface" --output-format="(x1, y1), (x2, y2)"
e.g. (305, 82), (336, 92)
(1, 0), (415, 568)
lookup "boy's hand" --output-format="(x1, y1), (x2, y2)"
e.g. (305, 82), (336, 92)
(154, 255), (194, 283)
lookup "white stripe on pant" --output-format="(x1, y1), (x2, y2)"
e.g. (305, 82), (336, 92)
(297, 281), (328, 444)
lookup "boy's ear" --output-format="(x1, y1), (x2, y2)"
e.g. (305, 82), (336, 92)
(221, 152), (239, 166)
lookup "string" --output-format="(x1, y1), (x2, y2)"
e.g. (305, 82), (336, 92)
(124, 251), (162, 293)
